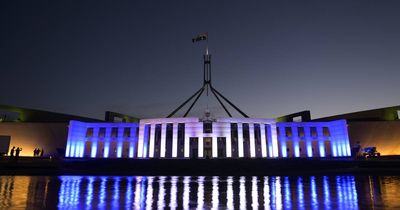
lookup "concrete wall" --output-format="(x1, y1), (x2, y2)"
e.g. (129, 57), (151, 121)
(0, 123), (68, 157)
(348, 121), (400, 155)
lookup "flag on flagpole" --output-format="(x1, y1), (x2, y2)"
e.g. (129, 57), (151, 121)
(192, 33), (208, 42)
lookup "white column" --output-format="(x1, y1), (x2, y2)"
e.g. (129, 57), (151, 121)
(260, 124), (267, 158)
(117, 127), (124, 158)
(172, 123), (178, 158)
(129, 127), (136, 158)
(104, 127), (111, 158)
(317, 127), (325, 157)
(265, 124), (273, 157)
(344, 124), (351, 156)
(198, 133), (204, 158)
(65, 125), (72, 157)
(149, 124), (156, 158)
(270, 123), (279, 157)
(292, 126), (300, 158)
(184, 124), (190, 158)
(91, 127), (99, 158)
(249, 123), (256, 157)
(238, 123), (244, 157)
(137, 124), (145, 158)
(80, 141), (85, 158)
(304, 127), (312, 157)
(76, 141), (84, 158)
(212, 136), (218, 158)
(226, 124), (232, 158)
(160, 124), (167, 158)
(279, 126), (287, 158)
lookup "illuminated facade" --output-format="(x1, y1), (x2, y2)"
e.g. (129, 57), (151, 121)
(65, 118), (351, 158)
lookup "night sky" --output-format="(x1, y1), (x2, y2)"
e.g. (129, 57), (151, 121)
(1, 1), (400, 120)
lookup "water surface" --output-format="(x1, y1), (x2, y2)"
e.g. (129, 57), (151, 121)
(0, 175), (399, 209)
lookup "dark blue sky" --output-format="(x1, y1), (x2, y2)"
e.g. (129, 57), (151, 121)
(1, 1), (400, 120)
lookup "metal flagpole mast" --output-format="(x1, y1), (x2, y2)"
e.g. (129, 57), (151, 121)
(166, 33), (249, 118)
(204, 34), (210, 96)
(205, 34), (210, 114)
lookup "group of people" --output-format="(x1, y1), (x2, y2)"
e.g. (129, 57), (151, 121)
(33, 148), (44, 157)
(9, 147), (22, 157)
(8, 147), (45, 157)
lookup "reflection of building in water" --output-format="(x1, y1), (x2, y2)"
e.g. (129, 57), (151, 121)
(354, 176), (400, 209)
(0, 176), (17, 208)
(57, 176), (360, 209)
(377, 176), (400, 208)
(0, 176), (58, 209)
(26, 176), (50, 209)
(66, 118), (351, 159)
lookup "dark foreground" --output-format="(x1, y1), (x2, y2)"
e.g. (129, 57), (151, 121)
(1, 156), (400, 175)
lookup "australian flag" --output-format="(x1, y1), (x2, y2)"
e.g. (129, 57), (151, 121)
(192, 33), (208, 42)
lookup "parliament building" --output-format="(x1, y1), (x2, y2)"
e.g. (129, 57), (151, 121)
(65, 117), (350, 159)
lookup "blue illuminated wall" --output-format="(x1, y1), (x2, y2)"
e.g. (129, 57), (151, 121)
(276, 120), (350, 158)
(65, 120), (139, 158)
(65, 118), (351, 159)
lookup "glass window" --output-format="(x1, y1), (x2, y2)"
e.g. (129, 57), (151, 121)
(310, 127), (317, 137)
(243, 123), (250, 140)
(203, 122), (212, 133)
(123, 128), (131, 138)
(323, 127), (330, 137)
(230, 123), (238, 142)
(285, 127), (292, 137)
(111, 127), (118, 138)
(253, 124), (261, 145)
(293, 116), (302, 122)
(298, 127), (305, 137)
(99, 128), (106, 138)
(86, 128), (94, 137)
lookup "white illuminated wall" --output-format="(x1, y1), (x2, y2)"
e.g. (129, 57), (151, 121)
(139, 117), (279, 159)
(65, 118), (350, 159)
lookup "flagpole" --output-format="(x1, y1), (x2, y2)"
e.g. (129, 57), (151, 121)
(205, 35), (209, 109)
(206, 35), (208, 55)
(205, 33), (210, 98)
(166, 32), (249, 118)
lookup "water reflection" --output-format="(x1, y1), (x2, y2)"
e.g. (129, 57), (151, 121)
(182, 176), (190, 210)
(0, 175), (400, 209)
(197, 176), (204, 210)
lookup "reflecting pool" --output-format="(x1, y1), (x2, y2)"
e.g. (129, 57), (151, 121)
(0, 175), (399, 209)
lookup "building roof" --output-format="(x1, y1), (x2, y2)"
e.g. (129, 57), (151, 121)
(313, 105), (400, 122)
(0, 104), (102, 123)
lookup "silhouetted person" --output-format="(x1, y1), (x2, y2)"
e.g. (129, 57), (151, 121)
(15, 147), (22, 157)
(40, 148), (44, 157)
(33, 148), (38, 156)
(9, 147), (15, 157)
